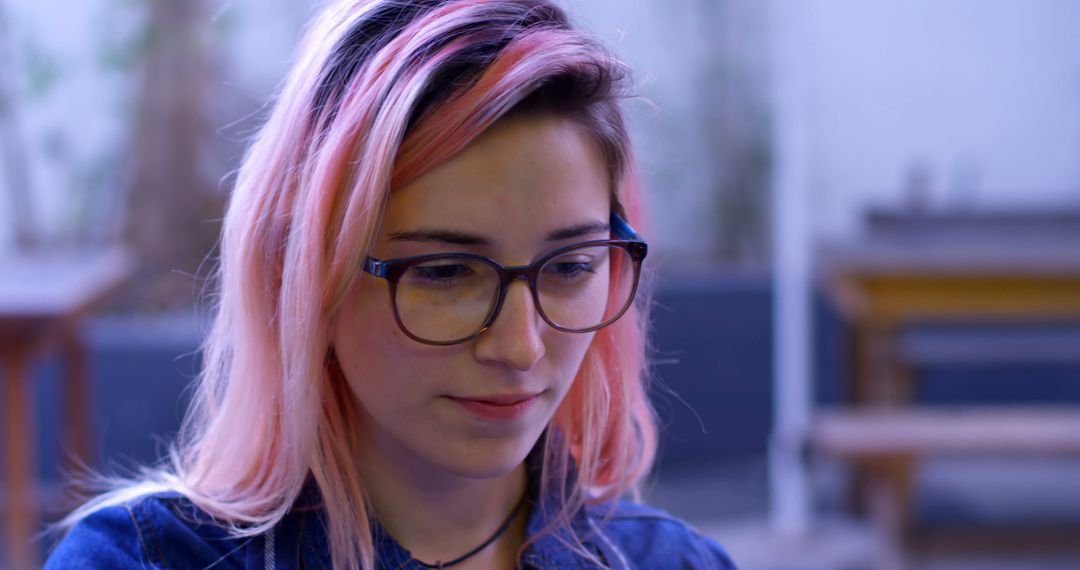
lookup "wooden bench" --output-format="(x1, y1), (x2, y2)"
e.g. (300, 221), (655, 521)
(0, 249), (133, 570)
(810, 407), (1080, 569)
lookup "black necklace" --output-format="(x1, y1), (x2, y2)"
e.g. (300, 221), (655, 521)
(413, 497), (527, 569)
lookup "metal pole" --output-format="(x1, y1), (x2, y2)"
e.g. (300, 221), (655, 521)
(768, 0), (812, 536)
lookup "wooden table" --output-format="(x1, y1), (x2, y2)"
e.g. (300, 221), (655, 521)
(813, 236), (1080, 569)
(819, 239), (1080, 404)
(0, 249), (133, 570)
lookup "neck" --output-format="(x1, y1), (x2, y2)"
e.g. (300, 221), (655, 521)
(357, 435), (529, 568)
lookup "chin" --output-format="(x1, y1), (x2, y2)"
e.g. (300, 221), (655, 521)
(434, 431), (542, 480)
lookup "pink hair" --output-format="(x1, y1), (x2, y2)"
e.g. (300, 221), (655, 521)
(63, 1), (657, 568)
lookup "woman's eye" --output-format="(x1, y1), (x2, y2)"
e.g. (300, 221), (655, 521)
(547, 260), (595, 280)
(411, 264), (473, 282)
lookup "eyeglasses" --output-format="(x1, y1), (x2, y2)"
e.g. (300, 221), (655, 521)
(362, 213), (648, 346)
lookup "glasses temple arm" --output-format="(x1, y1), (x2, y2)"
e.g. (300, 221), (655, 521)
(610, 213), (644, 241)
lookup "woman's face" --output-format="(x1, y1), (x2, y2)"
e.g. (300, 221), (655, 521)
(332, 114), (611, 480)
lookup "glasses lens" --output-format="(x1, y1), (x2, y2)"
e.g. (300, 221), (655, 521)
(537, 244), (637, 332)
(394, 257), (500, 343)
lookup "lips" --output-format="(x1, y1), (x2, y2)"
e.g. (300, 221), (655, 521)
(446, 393), (540, 422)
(459, 393), (538, 406)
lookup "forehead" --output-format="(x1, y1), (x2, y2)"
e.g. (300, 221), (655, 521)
(379, 114), (611, 250)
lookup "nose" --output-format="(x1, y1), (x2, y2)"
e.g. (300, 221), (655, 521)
(473, 280), (546, 371)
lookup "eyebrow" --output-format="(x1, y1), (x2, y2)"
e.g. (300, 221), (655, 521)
(386, 220), (611, 245)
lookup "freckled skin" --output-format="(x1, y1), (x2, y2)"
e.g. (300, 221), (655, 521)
(332, 114), (611, 481)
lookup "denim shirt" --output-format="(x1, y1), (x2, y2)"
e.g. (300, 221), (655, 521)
(47, 474), (737, 570)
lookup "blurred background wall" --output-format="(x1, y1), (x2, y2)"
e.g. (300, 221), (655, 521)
(798, 0), (1080, 239)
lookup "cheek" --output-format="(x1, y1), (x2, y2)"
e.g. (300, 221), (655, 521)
(332, 277), (416, 404)
(333, 276), (468, 417)
(546, 331), (596, 392)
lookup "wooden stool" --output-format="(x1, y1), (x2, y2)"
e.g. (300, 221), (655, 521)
(810, 406), (1080, 570)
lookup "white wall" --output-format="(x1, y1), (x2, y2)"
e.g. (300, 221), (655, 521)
(561, 0), (717, 259)
(563, 0), (770, 262)
(217, 0), (315, 98)
(797, 0), (1080, 239)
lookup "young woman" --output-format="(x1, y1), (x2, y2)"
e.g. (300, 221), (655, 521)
(47, 1), (736, 568)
